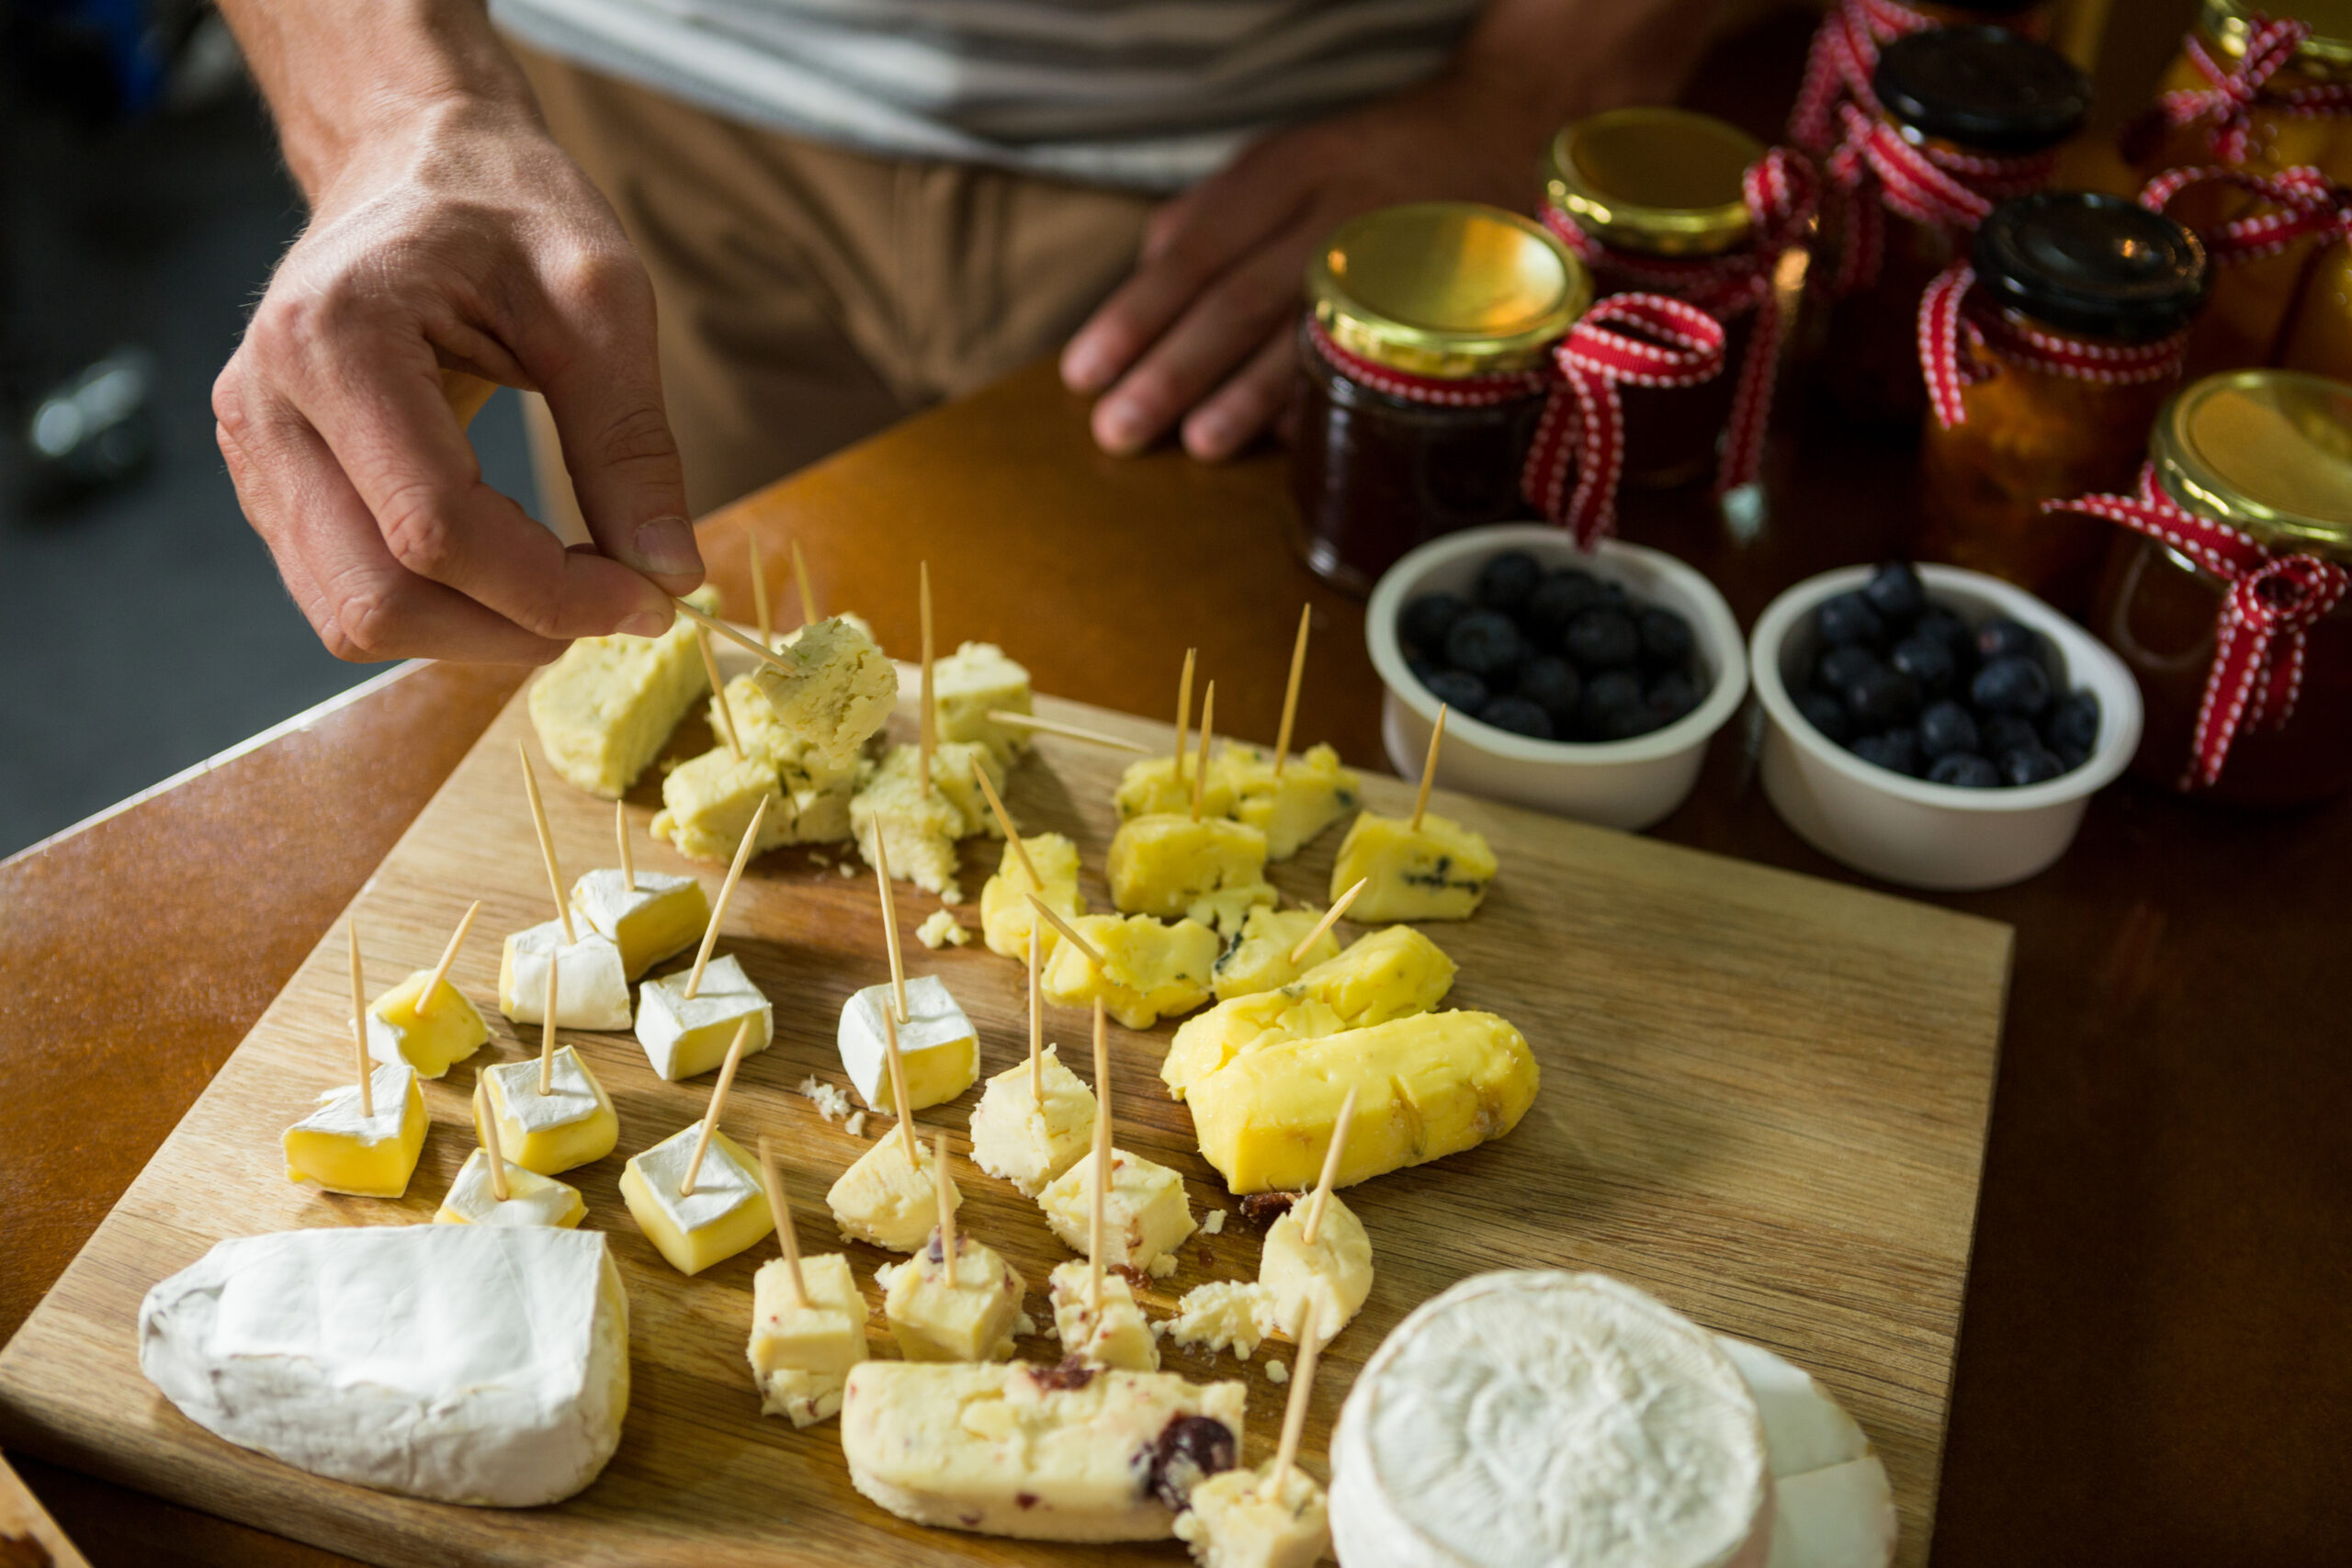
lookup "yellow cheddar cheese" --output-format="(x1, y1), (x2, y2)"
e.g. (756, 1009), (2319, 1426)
(1041, 914), (1221, 1030)
(526, 586), (718, 799)
(1207, 907), (1342, 1005)
(1108, 815), (1268, 920)
(282, 1064), (427, 1198)
(650, 748), (793, 863)
(1220, 742), (1361, 862)
(978, 833), (1088, 960)
(364, 971), (488, 1079)
(749, 1253), (868, 1427)
(880, 1235), (1029, 1362)
(1329, 810), (1498, 922)
(477, 1046), (619, 1176)
(618, 1126), (775, 1276)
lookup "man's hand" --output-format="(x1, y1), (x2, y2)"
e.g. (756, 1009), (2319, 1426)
(213, 1), (700, 664)
(1061, 0), (1718, 462)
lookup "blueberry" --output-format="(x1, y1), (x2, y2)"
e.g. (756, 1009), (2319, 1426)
(1979, 714), (2041, 760)
(1421, 669), (1489, 713)
(1814, 644), (1882, 694)
(2000, 745), (2065, 786)
(1479, 694), (1555, 739)
(1915, 605), (1975, 669)
(1928, 752), (2001, 788)
(1971, 654), (2052, 716)
(1645, 671), (1702, 728)
(1862, 561), (1927, 625)
(1974, 617), (2040, 663)
(1843, 665), (1921, 729)
(2053, 744), (2090, 773)
(1917, 699), (1980, 760)
(1637, 607), (1695, 667)
(1564, 607), (1640, 671)
(1601, 578), (1630, 606)
(1850, 728), (1921, 776)
(1796, 690), (1850, 743)
(1889, 632), (1957, 698)
(1578, 669), (1646, 740)
(2044, 690), (2101, 753)
(1817, 592), (1885, 649)
(1523, 570), (1611, 647)
(1474, 550), (1543, 614)
(1515, 656), (1582, 727)
(1399, 592), (1465, 657)
(1444, 610), (1523, 682)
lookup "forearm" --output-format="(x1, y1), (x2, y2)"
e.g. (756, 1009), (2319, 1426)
(1442, 0), (1725, 152)
(214, 0), (537, 198)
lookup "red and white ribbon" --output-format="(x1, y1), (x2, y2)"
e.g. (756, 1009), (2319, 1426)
(1306, 294), (1726, 547)
(2046, 464), (2347, 788)
(2140, 163), (2352, 262)
(1825, 101), (2057, 296)
(2155, 15), (2352, 165)
(1789, 0), (1936, 153)
(1542, 148), (1816, 494)
(1917, 262), (2188, 430)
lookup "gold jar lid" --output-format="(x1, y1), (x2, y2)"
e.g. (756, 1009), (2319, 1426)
(1308, 202), (1591, 378)
(2201, 0), (2352, 75)
(1542, 107), (1763, 258)
(2154, 370), (2352, 561)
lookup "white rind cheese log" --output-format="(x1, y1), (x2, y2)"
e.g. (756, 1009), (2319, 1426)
(841, 1361), (1246, 1541)
(1331, 1270), (1772, 1568)
(1713, 1337), (1898, 1568)
(138, 1226), (629, 1507)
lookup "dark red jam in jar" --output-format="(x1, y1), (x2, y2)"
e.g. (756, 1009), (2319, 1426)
(1290, 203), (1589, 595)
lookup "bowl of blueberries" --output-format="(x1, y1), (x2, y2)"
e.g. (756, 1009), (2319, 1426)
(1751, 560), (2142, 890)
(1368, 524), (1747, 830)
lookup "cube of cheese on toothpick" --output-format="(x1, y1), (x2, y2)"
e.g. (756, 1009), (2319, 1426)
(571, 868), (708, 980)
(1108, 815), (1269, 921)
(1039, 1148), (1196, 1278)
(619, 1125), (775, 1276)
(1220, 742), (1361, 862)
(1208, 907), (1341, 1004)
(1049, 1260), (1159, 1371)
(651, 749), (793, 863)
(477, 1047), (619, 1175)
(283, 1064), (427, 1198)
(499, 920), (632, 1031)
(1176, 1464), (1329, 1568)
(1261, 1193), (1372, 1345)
(749, 1253), (868, 1427)
(1115, 755), (1238, 823)
(852, 741), (1004, 901)
(1040, 914), (1220, 1030)
(638, 953), (774, 1081)
(931, 641), (1034, 766)
(829, 1134), (962, 1253)
(979, 833), (1087, 960)
(969, 1045), (1096, 1197)
(837, 975), (978, 1112)
(1168, 1280), (1278, 1359)
(364, 971), (489, 1078)
(526, 586), (717, 799)
(881, 1234), (1028, 1362)
(433, 1148), (586, 1228)
(749, 615), (899, 777)
(1329, 810), (1497, 923)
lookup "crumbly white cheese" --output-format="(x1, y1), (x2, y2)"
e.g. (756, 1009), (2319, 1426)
(915, 908), (971, 949)
(1202, 1210), (1226, 1235)
(798, 1075), (853, 1122)
(138, 1226), (628, 1507)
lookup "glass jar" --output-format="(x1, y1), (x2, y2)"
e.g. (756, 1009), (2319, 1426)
(1289, 202), (1590, 595)
(1819, 26), (2087, 430)
(2276, 232), (2352, 377)
(1790, 0), (2059, 154)
(1918, 193), (2211, 615)
(2089, 371), (2352, 805)
(1541, 107), (1766, 490)
(2138, 0), (2352, 187)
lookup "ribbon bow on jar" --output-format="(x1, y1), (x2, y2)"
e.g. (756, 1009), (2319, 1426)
(2141, 163), (2352, 260)
(1917, 262), (2190, 430)
(2048, 464), (2349, 788)
(1788, 0), (1937, 154)
(1825, 102), (2056, 299)
(2155, 14), (2352, 164)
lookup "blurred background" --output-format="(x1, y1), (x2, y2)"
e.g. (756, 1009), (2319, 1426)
(0, 0), (540, 856)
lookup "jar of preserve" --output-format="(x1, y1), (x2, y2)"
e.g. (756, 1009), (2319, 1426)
(1292, 202), (1724, 592)
(1541, 107), (1804, 492)
(2141, 163), (2352, 380)
(1818, 26), (2086, 430)
(2060, 371), (2352, 804)
(1790, 0), (2059, 154)
(1917, 192), (2210, 615)
(2132, 1), (2352, 187)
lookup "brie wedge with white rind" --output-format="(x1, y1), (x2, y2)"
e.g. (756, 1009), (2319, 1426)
(1330, 1270), (1771, 1568)
(837, 973), (978, 1112)
(1713, 1336), (1897, 1568)
(637, 953), (773, 1081)
(138, 1225), (629, 1507)
(499, 919), (632, 1031)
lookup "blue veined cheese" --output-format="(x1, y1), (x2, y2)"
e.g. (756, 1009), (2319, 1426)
(931, 641), (1034, 766)
(749, 615), (898, 777)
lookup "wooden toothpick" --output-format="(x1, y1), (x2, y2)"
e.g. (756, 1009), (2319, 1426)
(748, 532), (772, 648)
(616, 800), (636, 893)
(518, 742), (576, 944)
(873, 833), (910, 1024)
(681, 1016), (753, 1197)
(347, 921), (372, 1118)
(1411, 705), (1448, 834)
(933, 1132), (956, 1280)
(759, 1134), (808, 1308)
(1303, 1085), (1360, 1248)
(981, 711), (1152, 754)
(698, 629), (743, 761)
(476, 1079), (510, 1202)
(883, 1006), (918, 1165)
(918, 561), (936, 800)
(791, 539), (817, 630)
(1024, 893), (1104, 969)
(672, 597), (797, 675)
(1273, 604), (1311, 778)
(540, 949), (560, 1095)
(685, 794), (769, 1001)
(1027, 921), (1044, 1105)
(417, 899), (481, 1018)
(1089, 998), (1111, 1314)
(1174, 649), (1196, 786)
(1266, 1295), (1322, 1504)
(970, 756), (1039, 890)
(1191, 682), (1216, 823)
(1289, 879), (1366, 966)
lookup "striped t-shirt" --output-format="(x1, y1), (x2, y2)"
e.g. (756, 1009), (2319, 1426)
(492, 0), (1488, 190)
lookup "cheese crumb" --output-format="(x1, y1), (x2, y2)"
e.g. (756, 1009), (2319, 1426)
(845, 1111), (867, 1138)
(1148, 1253), (1177, 1278)
(797, 1076), (852, 1122)
(1202, 1210), (1226, 1235)
(916, 909), (970, 950)
(837, 862), (855, 878)
(810, 851), (831, 867)
(1267, 1359), (1289, 1384)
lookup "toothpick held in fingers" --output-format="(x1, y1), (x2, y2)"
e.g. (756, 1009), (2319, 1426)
(1089, 998), (1111, 1314)
(933, 1132), (956, 1279)
(1027, 921), (1044, 1104)
(418, 900), (481, 1018)
(1024, 893), (1103, 968)
(1411, 705), (1447, 834)
(1274, 603), (1311, 777)
(1290, 879), (1366, 966)
(347, 922), (372, 1118)
(748, 532), (772, 648)
(1174, 649), (1195, 786)
(673, 597), (797, 674)
(970, 757), (1038, 889)
(874, 834), (909, 1023)
(476, 1080), (510, 1201)
(759, 1134), (808, 1308)
(518, 742), (576, 944)
(883, 1006), (918, 1164)
(540, 953), (560, 1095)
(1303, 1084), (1359, 1247)
(686, 794), (768, 1000)
(982, 711), (1152, 754)
(698, 629), (742, 761)
(1191, 682), (1216, 822)
(918, 561), (936, 799)
(616, 800), (636, 893)
(681, 1017), (752, 1197)
(1267, 1295), (1322, 1502)
(791, 539), (816, 629)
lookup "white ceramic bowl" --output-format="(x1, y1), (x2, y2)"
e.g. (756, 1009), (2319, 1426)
(1750, 564), (2143, 891)
(1366, 525), (1748, 831)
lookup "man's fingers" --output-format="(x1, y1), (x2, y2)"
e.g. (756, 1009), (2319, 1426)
(1181, 326), (1300, 462)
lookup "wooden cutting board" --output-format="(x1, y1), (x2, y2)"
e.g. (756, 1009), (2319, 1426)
(0, 659), (2008, 1567)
